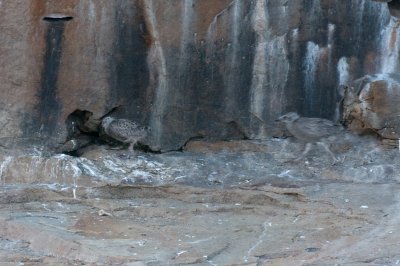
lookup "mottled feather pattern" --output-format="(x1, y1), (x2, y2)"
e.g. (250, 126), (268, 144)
(296, 117), (340, 139)
(102, 117), (147, 144)
(277, 112), (343, 142)
(276, 112), (343, 161)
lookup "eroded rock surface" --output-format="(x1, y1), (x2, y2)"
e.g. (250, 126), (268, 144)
(343, 74), (400, 147)
(0, 0), (397, 151)
(2, 1), (400, 263)
(1, 137), (400, 264)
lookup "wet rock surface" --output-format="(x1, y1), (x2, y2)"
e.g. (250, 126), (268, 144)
(0, 0), (397, 151)
(1, 137), (400, 265)
(1, 1), (400, 264)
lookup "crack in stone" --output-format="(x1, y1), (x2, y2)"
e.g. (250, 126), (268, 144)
(243, 220), (269, 263)
(206, 243), (230, 265)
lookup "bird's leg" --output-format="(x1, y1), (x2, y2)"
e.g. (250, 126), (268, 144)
(294, 143), (312, 161)
(317, 142), (339, 163)
(126, 142), (136, 158)
(117, 143), (135, 160)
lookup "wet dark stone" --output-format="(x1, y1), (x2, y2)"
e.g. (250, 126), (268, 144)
(108, 1), (150, 125)
(37, 21), (66, 137)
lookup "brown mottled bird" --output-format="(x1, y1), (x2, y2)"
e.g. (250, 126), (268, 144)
(276, 112), (343, 162)
(101, 117), (148, 154)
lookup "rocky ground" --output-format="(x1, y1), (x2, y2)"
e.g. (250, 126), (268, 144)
(0, 134), (400, 265)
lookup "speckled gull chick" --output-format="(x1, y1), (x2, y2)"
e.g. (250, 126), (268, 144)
(276, 112), (343, 162)
(101, 117), (147, 153)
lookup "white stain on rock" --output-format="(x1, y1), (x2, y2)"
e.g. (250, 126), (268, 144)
(250, 0), (289, 137)
(337, 57), (350, 85)
(380, 17), (400, 74)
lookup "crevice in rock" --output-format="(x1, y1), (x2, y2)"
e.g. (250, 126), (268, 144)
(58, 109), (100, 156)
(65, 110), (96, 139)
(180, 136), (205, 151)
(42, 14), (74, 22)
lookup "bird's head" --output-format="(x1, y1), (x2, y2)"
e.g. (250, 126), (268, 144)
(276, 112), (300, 123)
(101, 116), (115, 128)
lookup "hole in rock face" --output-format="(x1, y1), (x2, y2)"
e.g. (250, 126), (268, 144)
(65, 110), (97, 138)
(43, 14), (74, 22)
(60, 110), (100, 156)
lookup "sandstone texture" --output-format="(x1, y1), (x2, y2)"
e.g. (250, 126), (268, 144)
(0, 137), (400, 264)
(2, 2), (400, 264)
(343, 74), (400, 145)
(0, 0), (398, 151)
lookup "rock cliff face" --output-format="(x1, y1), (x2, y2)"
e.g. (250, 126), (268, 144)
(0, 0), (397, 151)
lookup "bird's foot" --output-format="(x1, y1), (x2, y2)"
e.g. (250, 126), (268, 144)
(331, 155), (345, 165)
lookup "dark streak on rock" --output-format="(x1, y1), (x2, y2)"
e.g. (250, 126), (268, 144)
(108, 1), (150, 124)
(36, 19), (66, 138)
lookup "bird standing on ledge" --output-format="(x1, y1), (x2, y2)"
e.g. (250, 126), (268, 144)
(101, 117), (148, 155)
(276, 112), (343, 162)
